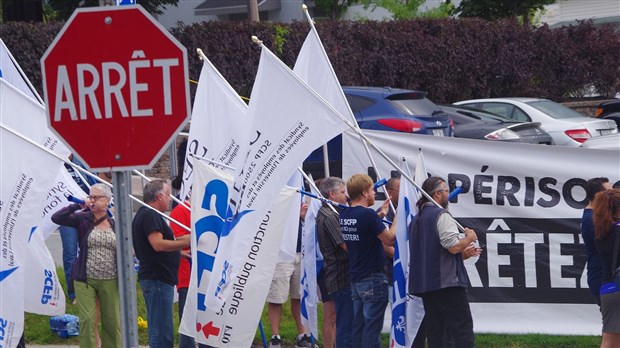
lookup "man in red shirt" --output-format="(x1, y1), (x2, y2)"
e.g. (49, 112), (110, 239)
(169, 199), (203, 348)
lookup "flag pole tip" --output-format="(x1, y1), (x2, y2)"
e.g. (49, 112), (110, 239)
(251, 36), (263, 45)
(196, 48), (204, 60)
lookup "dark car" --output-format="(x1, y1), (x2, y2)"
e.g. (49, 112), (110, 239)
(594, 99), (620, 128)
(303, 87), (454, 178)
(440, 104), (554, 144)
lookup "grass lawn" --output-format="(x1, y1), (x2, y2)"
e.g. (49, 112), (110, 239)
(24, 268), (601, 347)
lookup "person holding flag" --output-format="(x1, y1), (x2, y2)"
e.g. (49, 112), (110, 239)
(340, 174), (395, 348)
(408, 176), (480, 348)
(316, 177), (352, 348)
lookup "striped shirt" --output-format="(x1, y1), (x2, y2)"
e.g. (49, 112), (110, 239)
(316, 205), (350, 295)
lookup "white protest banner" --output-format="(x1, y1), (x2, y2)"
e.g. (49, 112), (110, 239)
(190, 159), (298, 346)
(0, 38), (42, 103)
(300, 183), (323, 340)
(178, 57), (250, 202)
(390, 156), (424, 348)
(204, 44), (349, 312)
(0, 85), (65, 347)
(344, 130), (620, 335)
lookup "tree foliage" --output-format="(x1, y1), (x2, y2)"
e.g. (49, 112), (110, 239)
(315, 0), (358, 20)
(360, 0), (424, 20)
(2, 18), (618, 102)
(453, 0), (556, 25)
(46, 0), (178, 21)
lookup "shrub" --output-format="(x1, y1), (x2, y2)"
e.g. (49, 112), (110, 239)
(2, 18), (618, 103)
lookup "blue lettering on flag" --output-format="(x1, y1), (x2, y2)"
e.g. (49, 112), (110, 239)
(194, 178), (251, 311)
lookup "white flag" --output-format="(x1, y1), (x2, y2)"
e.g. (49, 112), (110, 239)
(178, 58), (251, 202)
(0, 38), (42, 104)
(300, 182), (323, 340)
(189, 159), (298, 347)
(23, 229), (66, 316)
(204, 45), (349, 311)
(293, 24), (356, 124)
(37, 169), (88, 239)
(390, 155), (425, 348)
(177, 55), (251, 339)
(278, 172), (303, 263)
(1, 80), (66, 348)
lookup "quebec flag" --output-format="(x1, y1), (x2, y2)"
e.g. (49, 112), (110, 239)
(390, 154), (426, 348)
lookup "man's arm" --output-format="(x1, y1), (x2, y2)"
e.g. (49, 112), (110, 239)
(147, 232), (190, 252)
(447, 228), (477, 254)
(377, 227), (395, 247)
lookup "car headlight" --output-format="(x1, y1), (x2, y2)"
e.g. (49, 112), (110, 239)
(485, 128), (520, 140)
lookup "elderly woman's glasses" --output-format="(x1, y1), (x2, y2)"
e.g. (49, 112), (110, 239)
(87, 195), (106, 201)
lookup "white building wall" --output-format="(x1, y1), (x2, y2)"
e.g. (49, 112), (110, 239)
(156, 0), (216, 29)
(270, 0), (307, 22)
(539, 0), (620, 26)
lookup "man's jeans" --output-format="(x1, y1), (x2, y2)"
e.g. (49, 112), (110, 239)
(59, 225), (77, 300)
(333, 286), (354, 348)
(140, 279), (174, 348)
(350, 273), (389, 348)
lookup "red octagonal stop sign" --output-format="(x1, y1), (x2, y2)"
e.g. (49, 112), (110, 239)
(41, 5), (190, 171)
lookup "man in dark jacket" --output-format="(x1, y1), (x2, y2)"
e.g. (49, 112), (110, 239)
(409, 176), (479, 348)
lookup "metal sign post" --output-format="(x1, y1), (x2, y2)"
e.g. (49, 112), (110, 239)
(112, 171), (138, 347)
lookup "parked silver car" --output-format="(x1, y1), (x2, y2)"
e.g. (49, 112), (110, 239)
(454, 98), (618, 146)
(580, 133), (620, 150)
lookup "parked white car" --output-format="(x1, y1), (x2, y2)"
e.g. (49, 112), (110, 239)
(454, 98), (618, 146)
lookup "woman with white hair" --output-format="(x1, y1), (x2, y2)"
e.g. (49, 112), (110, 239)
(52, 183), (120, 348)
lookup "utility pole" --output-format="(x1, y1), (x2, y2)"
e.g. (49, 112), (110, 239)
(248, 0), (259, 22)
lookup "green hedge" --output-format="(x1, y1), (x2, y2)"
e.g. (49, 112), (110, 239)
(2, 18), (618, 103)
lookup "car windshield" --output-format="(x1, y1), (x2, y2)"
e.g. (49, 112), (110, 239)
(388, 97), (443, 116)
(526, 100), (586, 119)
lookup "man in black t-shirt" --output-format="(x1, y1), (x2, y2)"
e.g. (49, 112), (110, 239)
(132, 179), (190, 347)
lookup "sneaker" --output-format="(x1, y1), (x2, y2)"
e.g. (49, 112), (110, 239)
(269, 335), (282, 348)
(295, 333), (318, 348)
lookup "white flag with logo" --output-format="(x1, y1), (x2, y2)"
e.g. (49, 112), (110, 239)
(1, 79), (66, 347)
(178, 57), (250, 202)
(189, 159), (298, 347)
(204, 44), (349, 311)
(177, 56), (251, 339)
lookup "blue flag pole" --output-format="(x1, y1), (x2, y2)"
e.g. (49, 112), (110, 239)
(258, 320), (268, 348)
